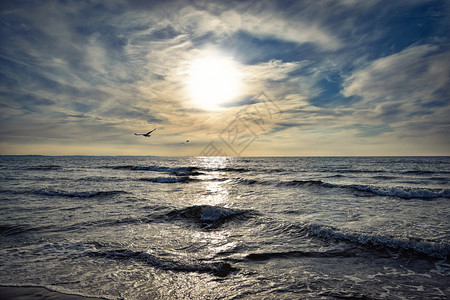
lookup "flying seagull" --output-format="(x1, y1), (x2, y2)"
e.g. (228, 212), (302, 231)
(134, 128), (156, 137)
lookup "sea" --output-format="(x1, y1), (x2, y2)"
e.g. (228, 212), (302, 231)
(0, 156), (449, 299)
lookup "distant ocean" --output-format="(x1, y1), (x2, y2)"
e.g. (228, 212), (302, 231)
(0, 156), (449, 299)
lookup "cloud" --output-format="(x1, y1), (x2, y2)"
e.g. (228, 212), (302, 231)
(343, 45), (450, 123)
(219, 10), (340, 50)
(335, 43), (450, 150)
(0, 0), (449, 155)
(343, 45), (449, 103)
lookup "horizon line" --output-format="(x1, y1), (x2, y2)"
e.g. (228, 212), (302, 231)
(1, 154), (449, 158)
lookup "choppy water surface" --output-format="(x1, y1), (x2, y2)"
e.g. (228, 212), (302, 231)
(0, 156), (449, 299)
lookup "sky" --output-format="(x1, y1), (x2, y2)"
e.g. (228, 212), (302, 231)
(1, 0), (449, 156)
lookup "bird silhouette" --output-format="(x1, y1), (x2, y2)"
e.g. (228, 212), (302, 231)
(134, 128), (156, 137)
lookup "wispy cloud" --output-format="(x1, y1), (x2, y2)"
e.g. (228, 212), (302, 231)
(343, 45), (450, 136)
(0, 0), (449, 155)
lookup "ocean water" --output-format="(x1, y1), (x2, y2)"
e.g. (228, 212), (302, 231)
(0, 156), (449, 299)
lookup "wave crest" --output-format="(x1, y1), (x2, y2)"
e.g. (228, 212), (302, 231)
(277, 180), (450, 200)
(164, 205), (253, 229)
(307, 224), (450, 259)
(346, 184), (450, 199)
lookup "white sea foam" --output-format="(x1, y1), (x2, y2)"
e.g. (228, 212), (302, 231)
(346, 184), (450, 199)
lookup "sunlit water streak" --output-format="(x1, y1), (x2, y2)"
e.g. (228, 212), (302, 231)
(0, 156), (449, 299)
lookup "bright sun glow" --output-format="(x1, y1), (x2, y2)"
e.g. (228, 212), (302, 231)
(188, 54), (241, 110)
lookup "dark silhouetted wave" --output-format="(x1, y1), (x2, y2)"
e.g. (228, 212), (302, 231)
(0, 224), (54, 236)
(163, 205), (255, 229)
(245, 249), (355, 261)
(86, 249), (236, 277)
(277, 180), (324, 186)
(36, 189), (127, 198)
(139, 176), (191, 183)
(25, 165), (62, 171)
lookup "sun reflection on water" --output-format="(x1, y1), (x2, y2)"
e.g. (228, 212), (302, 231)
(195, 156), (230, 169)
(192, 156), (234, 206)
(197, 180), (230, 206)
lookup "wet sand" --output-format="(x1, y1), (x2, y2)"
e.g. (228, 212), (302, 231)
(0, 286), (104, 300)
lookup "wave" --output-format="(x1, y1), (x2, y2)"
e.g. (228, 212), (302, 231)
(370, 175), (396, 180)
(128, 170), (450, 200)
(109, 165), (256, 175)
(164, 205), (254, 229)
(105, 164), (255, 174)
(277, 180), (324, 187)
(86, 249), (236, 277)
(256, 218), (450, 260)
(402, 170), (436, 175)
(58, 216), (154, 233)
(306, 224), (450, 259)
(36, 189), (127, 198)
(26, 165), (62, 171)
(106, 165), (134, 170)
(171, 170), (204, 176)
(200, 166), (294, 174)
(76, 176), (124, 182)
(234, 178), (264, 185)
(245, 249), (354, 261)
(0, 224), (37, 236)
(345, 184), (450, 199)
(139, 176), (191, 183)
(200, 167), (250, 173)
(0, 224), (36, 236)
(105, 165), (198, 173)
(275, 179), (450, 200)
(0, 223), (56, 236)
(132, 166), (196, 172)
(325, 169), (387, 174)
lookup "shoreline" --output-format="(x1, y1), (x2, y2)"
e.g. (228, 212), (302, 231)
(0, 286), (105, 300)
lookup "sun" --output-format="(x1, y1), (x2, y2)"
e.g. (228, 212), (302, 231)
(188, 54), (241, 110)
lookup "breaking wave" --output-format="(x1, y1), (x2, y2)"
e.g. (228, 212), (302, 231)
(275, 180), (450, 200)
(345, 184), (450, 199)
(306, 224), (450, 259)
(164, 205), (254, 229)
